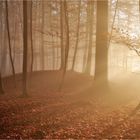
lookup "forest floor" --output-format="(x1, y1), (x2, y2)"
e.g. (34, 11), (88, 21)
(0, 70), (140, 139)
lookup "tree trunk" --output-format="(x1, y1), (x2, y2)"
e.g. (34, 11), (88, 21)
(22, 0), (28, 96)
(41, 1), (45, 70)
(71, 0), (81, 71)
(95, 0), (108, 83)
(0, 73), (4, 94)
(33, 1), (38, 71)
(49, 4), (55, 70)
(30, 1), (33, 72)
(59, 0), (69, 90)
(0, 3), (4, 94)
(5, 0), (16, 82)
(85, 1), (94, 74)
(82, 2), (90, 72)
(60, 0), (65, 70)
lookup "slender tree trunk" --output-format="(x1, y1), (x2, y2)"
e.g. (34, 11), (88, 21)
(41, 1), (45, 70)
(0, 73), (4, 94)
(13, 16), (17, 64)
(85, 1), (94, 74)
(64, 1), (70, 70)
(51, 21), (55, 69)
(22, 0), (28, 96)
(71, 0), (81, 70)
(49, 4), (55, 70)
(56, 2), (59, 69)
(82, 3), (90, 72)
(1, 3), (7, 75)
(60, 0), (65, 70)
(0, 3), (4, 94)
(59, 0), (69, 90)
(34, 1), (38, 71)
(1, 31), (7, 75)
(30, 1), (33, 72)
(5, 1), (16, 81)
(95, 0), (108, 83)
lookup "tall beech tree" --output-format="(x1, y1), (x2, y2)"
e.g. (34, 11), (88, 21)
(41, 1), (45, 70)
(95, 0), (108, 83)
(5, 0), (16, 82)
(22, 0), (28, 96)
(0, 73), (4, 94)
(82, 2), (90, 72)
(0, 2), (4, 94)
(59, 0), (69, 90)
(85, 1), (94, 74)
(60, 0), (65, 70)
(71, 0), (81, 70)
(30, 1), (33, 72)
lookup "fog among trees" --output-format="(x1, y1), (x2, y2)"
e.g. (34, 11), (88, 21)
(1, 0), (140, 139)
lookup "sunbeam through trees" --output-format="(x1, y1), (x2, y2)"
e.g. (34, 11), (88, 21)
(0, 0), (140, 139)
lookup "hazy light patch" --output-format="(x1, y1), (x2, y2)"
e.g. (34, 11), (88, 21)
(109, 42), (140, 81)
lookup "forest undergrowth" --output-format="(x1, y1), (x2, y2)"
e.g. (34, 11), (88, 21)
(0, 71), (140, 139)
